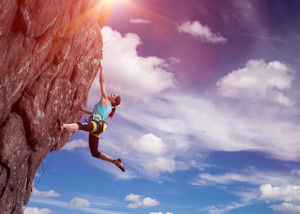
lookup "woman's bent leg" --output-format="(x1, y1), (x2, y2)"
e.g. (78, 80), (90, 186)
(88, 134), (114, 163)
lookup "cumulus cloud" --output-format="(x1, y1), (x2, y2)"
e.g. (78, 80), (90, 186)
(69, 197), (90, 207)
(32, 189), (60, 198)
(259, 184), (300, 203)
(132, 133), (167, 156)
(88, 26), (175, 105)
(217, 59), (295, 107)
(62, 138), (87, 151)
(125, 194), (160, 208)
(24, 207), (51, 214)
(259, 184), (300, 213)
(142, 157), (176, 175)
(177, 21), (227, 44)
(130, 18), (151, 24)
(124, 133), (176, 176)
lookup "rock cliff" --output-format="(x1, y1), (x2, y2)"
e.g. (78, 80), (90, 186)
(0, 0), (112, 213)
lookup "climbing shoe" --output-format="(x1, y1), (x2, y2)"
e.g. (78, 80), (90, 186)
(114, 159), (125, 172)
(57, 118), (64, 131)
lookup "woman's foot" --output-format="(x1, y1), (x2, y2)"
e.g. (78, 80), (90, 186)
(57, 118), (64, 131)
(114, 159), (125, 172)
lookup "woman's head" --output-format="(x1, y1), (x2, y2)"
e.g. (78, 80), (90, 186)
(108, 94), (121, 106)
(108, 94), (121, 118)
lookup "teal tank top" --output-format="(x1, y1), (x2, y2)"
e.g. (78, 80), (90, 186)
(92, 102), (112, 121)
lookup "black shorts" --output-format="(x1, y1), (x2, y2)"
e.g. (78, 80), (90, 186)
(77, 120), (107, 138)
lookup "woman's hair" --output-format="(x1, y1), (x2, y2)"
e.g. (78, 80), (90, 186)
(109, 95), (121, 118)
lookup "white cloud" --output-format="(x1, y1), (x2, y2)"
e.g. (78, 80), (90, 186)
(132, 133), (167, 156)
(198, 187), (258, 214)
(195, 173), (300, 214)
(217, 59), (295, 107)
(259, 184), (300, 203)
(177, 21), (227, 44)
(124, 194), (141, 206)
(125, 194), (160, 208)
(259, 184), (300, 213)
(123, 133), (176, 176)
(142, 157), (176, 175)
(270, 203), (300, 213)
(201, 202), (248, 214)
(62, 138), (88, 151)
(30, 197), (126, 214)
(192, 173), (253, 186)
(32, 189), (60, 198)
(70, 197), (90, 207)
(130, 18), (151, 24)
(88, 26), (175, 106)
(191, 171), (293, 187)
(150, 213), (173, 214)
(24, 207), (51, 214)
(168, 57), (180, 65)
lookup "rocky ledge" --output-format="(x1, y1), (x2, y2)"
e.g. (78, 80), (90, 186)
(0, 0), (112, 213)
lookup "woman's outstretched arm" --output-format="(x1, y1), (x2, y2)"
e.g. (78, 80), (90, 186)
(100, 68), (108, 99)
(81, 106), (93, 115)
(83, 109), (93, 115)
(99, 68), (110, 106)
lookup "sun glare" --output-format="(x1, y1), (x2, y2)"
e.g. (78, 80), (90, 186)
(109, 0), (124, 4)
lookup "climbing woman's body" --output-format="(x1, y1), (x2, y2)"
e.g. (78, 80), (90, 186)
(58, 68), (125, 172)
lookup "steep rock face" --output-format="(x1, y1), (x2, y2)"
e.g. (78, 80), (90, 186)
(0, 0), (112, 213)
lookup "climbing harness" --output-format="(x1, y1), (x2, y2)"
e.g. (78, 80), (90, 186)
(86, 115), (107, 138)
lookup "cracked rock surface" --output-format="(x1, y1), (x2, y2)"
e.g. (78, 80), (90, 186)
(0, 0), (111, 212)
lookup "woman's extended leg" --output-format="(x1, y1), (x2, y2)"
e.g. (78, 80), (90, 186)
(63, 123), (79, 131)
(57, 119), (79, 131)
(58, 120), (94, 132)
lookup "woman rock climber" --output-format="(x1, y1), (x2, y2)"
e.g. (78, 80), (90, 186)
(57, 68), (125, 172)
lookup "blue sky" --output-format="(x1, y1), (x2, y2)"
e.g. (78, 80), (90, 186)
(26, 0), (300, 213)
